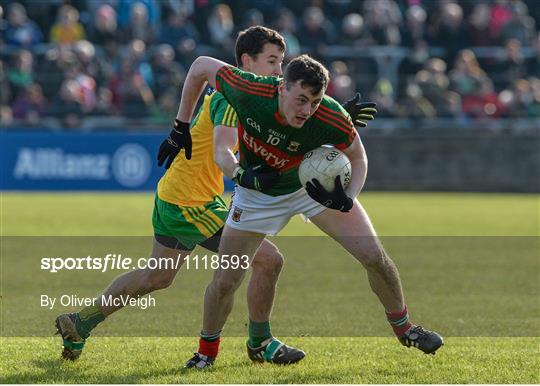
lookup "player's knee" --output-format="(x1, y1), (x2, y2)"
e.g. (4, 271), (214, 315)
(213, 274), (242, 297)
(252, 245), (284, 276)
(143, 269), (175, 291)
(357, 246), (386, 269)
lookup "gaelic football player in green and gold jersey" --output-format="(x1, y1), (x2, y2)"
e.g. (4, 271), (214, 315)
(54, 26), (308, 366)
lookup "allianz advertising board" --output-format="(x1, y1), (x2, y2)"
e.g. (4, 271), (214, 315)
(0, 132), (167, 190)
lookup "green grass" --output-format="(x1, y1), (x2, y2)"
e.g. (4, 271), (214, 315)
(1, 192), (538, 236)
(0, 192), (539, 383)
(1, 337), (538, 383)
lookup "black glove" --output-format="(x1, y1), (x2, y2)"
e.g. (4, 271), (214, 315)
(233, 164), (280, 191)
(342, 93), (377, 128)
(157, 119), (192, 168)
(305, 175), (353, 212)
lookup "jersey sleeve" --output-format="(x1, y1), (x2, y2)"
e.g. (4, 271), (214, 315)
(315, 96), (357, 150)
(215, 65), (278, 111)
(209, 92), (238, 128)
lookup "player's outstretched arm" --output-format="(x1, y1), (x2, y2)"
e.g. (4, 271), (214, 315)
(157, 56), (230, 166)
(176, 56), (229, 123)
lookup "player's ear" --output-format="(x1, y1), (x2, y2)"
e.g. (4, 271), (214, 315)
(278, 80), (284, 95)
(240, 53), (252, 70)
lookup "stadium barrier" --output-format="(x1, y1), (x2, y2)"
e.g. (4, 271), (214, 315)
(0, 130), (538, 192)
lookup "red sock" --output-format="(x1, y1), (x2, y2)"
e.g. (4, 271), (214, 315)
(386, 306), (413, 337)
(198, 337), (221, 358)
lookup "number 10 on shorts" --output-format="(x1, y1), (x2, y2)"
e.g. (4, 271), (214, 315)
(183, 254), (250, 270)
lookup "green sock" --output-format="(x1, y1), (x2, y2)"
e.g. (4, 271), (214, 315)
(248, 320), (272, 348)
(75, 305), (105, 339)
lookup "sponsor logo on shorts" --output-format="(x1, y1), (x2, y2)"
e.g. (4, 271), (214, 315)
(232, 206), (243, 222)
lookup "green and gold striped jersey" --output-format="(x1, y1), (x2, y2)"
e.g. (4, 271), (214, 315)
(158, 91), (238, 206)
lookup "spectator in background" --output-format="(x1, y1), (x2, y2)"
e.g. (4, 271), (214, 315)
(527, 77), (540, 117)
(527, 34), (540, 78)
(207, 4), (235, 57)
(401, 5), (427, 47)
(494, 38), (528, 90)
(240, 8), (264, 30)
(363, 0), (402, 46)
(150, 44), (185, 99)
(275, 8), (300, 59)
(125, 39), (154, 88)
(7, 49), (33, 103)
(326, 60), (354, 102)
(449, 50), (491, 97)
(428, 2), (466, 62)
(489, 0), (513, 42)
(117, 0), (160, 29)
(4, 2), (43, 47)
(12, 82), (45, 123)
(91, 4), (118, 46)
(399, 39), (430, 76)
(467, 3), (496, 46)
(499, 1), (536, 46)
(159, 11), (199, 67)
(48, 79), (84, 128)
(414, 57), (462, 118)
(63, 62), (97, 113)
(50, 5), (86, 45)
(0, 5), (7, 46)
(149, 87), (178, 124)
(108, 58), (155, 117)
(92, 86), (115, 116)
(38, 45), (78, 99)
(120, 1), (156, 45)
(398, 82), (437, 119)
(341, 13), (372, 47)
(299, 6), (335, 56)
(0, 61), (10, 105)
(73, 40), (107, 87)
(370, 78), (398, 117)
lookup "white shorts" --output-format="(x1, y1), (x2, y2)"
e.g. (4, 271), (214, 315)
(226, 186), (327, 235)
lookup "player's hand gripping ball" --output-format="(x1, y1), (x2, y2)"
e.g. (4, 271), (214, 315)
(299, 146), (354, 212)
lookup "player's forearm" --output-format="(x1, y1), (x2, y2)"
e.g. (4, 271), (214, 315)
(176, 56), (227, 123)
(215, 148), (239, 179)
(346, 156), (368, 198)
(343, 137), (368, 198)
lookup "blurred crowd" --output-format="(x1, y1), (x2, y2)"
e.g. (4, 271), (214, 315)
(0, 0), (539, 128)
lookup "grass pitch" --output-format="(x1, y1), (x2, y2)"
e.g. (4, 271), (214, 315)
(0, 192), (539, 383)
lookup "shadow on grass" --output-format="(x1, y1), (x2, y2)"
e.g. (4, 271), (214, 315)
(0, 357), (184, 384)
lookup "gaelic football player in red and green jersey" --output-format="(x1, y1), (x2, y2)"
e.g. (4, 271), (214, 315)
(171, 54), (444, 362)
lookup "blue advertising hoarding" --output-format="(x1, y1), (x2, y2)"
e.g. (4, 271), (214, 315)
(0, 131), (234, 191)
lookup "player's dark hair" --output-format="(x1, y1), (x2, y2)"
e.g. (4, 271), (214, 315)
(284, 54), (329, 95)
(235, 26), (286, 67)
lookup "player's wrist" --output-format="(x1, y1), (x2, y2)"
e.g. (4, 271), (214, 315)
(232, 166), (244, 184)
(173, 119), (190, 134)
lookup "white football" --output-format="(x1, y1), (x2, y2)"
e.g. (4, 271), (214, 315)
(298, 145), (352, 191)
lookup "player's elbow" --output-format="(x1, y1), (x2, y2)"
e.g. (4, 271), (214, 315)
(191, 56), (221, 88)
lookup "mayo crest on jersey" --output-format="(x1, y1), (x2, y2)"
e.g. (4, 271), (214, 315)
(215, 65), (356, 196)
(157, 91), (238, 206)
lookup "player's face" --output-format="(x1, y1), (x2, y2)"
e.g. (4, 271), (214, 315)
(278, 81), (324, 128)
(244, 43), (284, 77)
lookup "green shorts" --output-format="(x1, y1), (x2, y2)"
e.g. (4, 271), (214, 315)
(152, 194), (228, 251)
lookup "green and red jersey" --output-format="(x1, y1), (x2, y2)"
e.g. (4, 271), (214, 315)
(215, 65), (357, 196)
